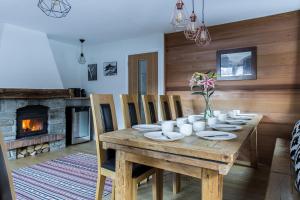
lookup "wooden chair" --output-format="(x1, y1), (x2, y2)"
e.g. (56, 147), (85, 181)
(170, 95), (184, 119)
(159, 95), (182, 194)
(142, 95), (158, 124)
(90, 94), (160, 200)
(159, 95), (173, 121)
(0, 131), (15, 200)
(120, 94), (141, 128)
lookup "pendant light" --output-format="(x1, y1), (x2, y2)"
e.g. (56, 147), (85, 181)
(38, 0), (71, 18)
(184, 0), (200, 40)
(78, 39), (86, 65)
(195, 0), (211, 46)
(170, 0), (189, 31)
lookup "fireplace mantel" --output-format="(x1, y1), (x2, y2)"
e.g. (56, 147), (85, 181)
(0, 88), (70, 99)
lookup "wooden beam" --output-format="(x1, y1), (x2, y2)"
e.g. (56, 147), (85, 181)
(0, 88), (70, 99)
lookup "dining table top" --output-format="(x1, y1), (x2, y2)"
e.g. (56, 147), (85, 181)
(99, 114), (263, 165)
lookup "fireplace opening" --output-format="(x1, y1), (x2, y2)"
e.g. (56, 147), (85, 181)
(16, 105), (49, 139)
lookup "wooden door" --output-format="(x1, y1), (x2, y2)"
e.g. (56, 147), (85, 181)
(128, 52), (158, 95)
(128, 52), (158, 123)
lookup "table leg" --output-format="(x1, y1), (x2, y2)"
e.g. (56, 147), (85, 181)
(152, 169), (163, 200)
(115, 151), (133, 200)
(172, 173), (181, 195)
(250, 128), (258, 168)
(201, 169), (223, 200)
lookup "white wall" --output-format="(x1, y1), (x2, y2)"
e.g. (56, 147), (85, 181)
(0, 24), (64, 89)
(49, 39), (82, 88)
(82, 33), (164, 129)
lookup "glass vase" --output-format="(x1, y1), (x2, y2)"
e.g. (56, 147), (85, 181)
(203, 95), (213, 120)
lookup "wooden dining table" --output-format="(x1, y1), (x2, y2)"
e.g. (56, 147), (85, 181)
(99, 114), (263, 200)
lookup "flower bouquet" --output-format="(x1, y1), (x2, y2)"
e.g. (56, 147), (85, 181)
(189, 72), (217, 120)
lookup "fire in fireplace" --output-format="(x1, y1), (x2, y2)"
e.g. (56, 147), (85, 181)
(16, 105), (49, 139)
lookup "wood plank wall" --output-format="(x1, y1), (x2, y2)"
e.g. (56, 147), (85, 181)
(165, 11), (300, 165)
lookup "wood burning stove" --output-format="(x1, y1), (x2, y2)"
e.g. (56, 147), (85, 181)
(16, 105), (49, 139)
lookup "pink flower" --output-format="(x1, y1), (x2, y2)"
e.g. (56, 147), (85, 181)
(199, 76), (215, 90)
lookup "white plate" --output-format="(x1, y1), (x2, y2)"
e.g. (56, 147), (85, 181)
(237, 113), (257, 117)
(232, 116), (253, 120)
(132, 124), (161, 131)
(226, 119), (248, 125)
(196, 131), (237, 141)
(210, 124), (242, 132)
(144, 131), (185, 142)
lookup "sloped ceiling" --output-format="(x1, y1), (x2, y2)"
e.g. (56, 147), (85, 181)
(0, 0), (299, 44)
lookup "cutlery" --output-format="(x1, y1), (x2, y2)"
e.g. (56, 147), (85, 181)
(202, 134), (229, 138)
(161, 132), (171, 139)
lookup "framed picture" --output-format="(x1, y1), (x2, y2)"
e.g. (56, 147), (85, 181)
(103, 61), (117, 76)
(88, 64), (97, 81)
(216, 47), (257, 80)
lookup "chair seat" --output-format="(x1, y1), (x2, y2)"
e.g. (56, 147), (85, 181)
(102, 158), (152, 178)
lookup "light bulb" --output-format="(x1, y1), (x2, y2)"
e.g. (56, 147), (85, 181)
(200, 30), (207, 40)
(175, 12), (183, 23)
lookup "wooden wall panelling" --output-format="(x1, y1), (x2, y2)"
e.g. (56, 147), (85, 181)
(165, 11), (300, 165)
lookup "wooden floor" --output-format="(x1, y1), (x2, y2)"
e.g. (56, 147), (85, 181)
(9, 141), (269, 200)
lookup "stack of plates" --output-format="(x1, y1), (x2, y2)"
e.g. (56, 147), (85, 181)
(132, 124), (161, 132)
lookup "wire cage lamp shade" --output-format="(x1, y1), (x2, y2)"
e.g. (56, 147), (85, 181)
(195, 0), (211, 46)
(38, 0), (71, 18)
(184, 0), (200, 40)
(170, 0), (189, 31)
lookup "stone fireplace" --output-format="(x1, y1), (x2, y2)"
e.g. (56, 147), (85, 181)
(0, 89), (91, 160)
(0, 99), (67, 159)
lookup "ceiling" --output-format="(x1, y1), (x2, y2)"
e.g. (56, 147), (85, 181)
(0, 0), (299, 44)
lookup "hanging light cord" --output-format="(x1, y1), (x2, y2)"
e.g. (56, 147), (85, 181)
(202, 0), (205, 23)
(192, 0), (195, 13)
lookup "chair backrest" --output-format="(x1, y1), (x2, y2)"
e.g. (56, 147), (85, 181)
(0, 132), (15, 200)
(120, 94), (141, 128)
(159, 95), (173, 121)
(170, 95), (183, 119)
(142, 95), (158, 124)
(90, 94), (118, 164)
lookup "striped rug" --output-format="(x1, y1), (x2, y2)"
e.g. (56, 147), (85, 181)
(12, 153), (112, 200)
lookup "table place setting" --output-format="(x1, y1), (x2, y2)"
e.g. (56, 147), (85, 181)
(195, 131), (237, 141)
(138, 109), (257, 142)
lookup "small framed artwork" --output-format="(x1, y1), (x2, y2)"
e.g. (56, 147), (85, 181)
(216, 47), (257, 80)
(88, 64), (97, 81)
(103, 61), (117, 76)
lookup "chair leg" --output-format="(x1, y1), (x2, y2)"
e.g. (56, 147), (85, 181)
(172, 173), (181, 195)
(111, 180), (115, 200)
(96, 174), (106, 200)
(152, 169), (163, 200)
(132, 179), (138, 200)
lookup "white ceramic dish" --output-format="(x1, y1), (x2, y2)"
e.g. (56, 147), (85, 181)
(237, 113), (257, 117)
(210, 124), (242, 132)
(232, 115), (253, 120)
(196, 131), (237, 141)
(144, 131), (185, 142)
(226, 119), (248, 125)
(132, 124), (161, 132)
